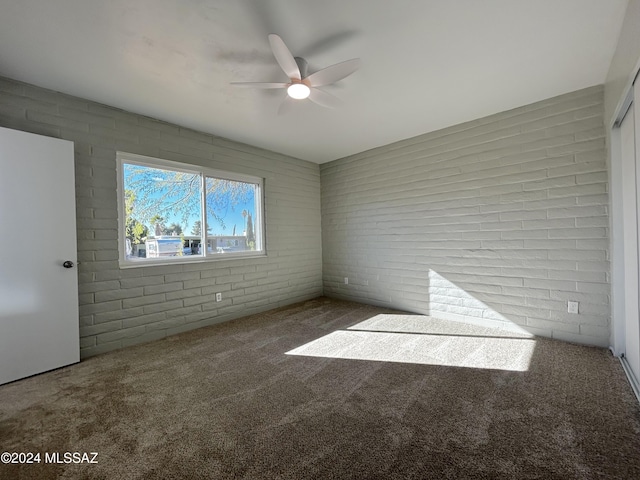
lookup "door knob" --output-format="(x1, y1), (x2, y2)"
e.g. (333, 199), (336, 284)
(62, 260), (74, 269)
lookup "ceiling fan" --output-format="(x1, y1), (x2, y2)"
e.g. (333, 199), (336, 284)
(231, 34), (360, 113)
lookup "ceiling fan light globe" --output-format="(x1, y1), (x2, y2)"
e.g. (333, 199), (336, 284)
(287, 83), (310, 100)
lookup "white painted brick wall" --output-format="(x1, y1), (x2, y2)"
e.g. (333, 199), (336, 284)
(0, 76), (322, 358)
(321, 86), (610, 347)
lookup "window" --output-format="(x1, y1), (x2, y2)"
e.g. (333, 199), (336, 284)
(117, 152), (264, 267)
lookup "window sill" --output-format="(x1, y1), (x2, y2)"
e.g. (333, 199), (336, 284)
(118, 251), (267, 269)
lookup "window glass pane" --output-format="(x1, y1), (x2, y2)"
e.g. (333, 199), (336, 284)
(123, 163), (203, 262)
(118, 152), (264, 266)
(205, 177), (259, 254)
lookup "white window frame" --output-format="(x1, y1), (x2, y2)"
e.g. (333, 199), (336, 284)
(116, 152), (265, 268)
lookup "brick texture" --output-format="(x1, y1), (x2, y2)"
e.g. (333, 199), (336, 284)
(320, 86), (610, 347)
(0, 76), (322, 358)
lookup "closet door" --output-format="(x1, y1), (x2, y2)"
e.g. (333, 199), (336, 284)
(631, 80), (640, 383)
(621, 84), (640, 385)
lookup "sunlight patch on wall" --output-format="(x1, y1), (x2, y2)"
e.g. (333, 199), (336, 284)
(428, 269), (522, 327)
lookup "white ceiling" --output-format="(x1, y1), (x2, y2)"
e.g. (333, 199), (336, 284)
(0, 0), (629, 163)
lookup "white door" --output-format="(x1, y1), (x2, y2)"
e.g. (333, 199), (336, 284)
(0, 127), (79, 385)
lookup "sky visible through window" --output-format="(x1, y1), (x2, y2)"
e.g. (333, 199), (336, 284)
(123, 163), (256, 238)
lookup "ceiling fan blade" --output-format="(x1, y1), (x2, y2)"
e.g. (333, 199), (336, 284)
(230, 82), (288, 89)
(278, 95), (296, 115)
(307, 88), (342, 109)
(306, 58), (361, 87)
(268, 34), (301, 80)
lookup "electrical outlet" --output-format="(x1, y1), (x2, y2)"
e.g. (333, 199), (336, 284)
(216, 292), (222, 302)
(568, 301), (579, 314)
(344, 277), (349, 285)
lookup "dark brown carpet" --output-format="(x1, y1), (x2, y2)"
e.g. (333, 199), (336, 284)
(1, 297), (639, 479)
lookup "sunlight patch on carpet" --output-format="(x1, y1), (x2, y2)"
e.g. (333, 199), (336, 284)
(286, 315), (536, 371)
(348, 314), (534, 338)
